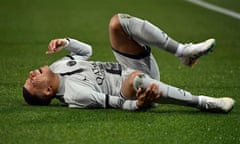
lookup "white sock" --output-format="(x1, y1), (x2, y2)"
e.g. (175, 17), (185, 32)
(175, 44), (184, 57)
(197, 96), (212, 108)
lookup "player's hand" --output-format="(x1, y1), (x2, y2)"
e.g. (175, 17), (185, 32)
(46, 38), (68, 54)
(136, 83), (162, 109)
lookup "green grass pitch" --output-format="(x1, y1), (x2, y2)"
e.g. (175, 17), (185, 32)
(0, 0), (240, 143)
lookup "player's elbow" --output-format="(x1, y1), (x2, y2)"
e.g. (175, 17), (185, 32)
(86, 45), (93, 57)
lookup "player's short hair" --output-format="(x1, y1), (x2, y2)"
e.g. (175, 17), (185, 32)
(22, 87), (51, 106)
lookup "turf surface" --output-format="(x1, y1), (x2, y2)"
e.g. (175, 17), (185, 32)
(0, 0), (240, 143)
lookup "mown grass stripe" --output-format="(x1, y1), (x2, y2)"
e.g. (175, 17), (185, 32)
(186, 0), (240, 20)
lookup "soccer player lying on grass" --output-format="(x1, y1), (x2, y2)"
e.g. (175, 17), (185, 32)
(23, 13), (235, 113)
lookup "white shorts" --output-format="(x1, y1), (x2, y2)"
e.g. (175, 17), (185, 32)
(112, 47), (160, 80)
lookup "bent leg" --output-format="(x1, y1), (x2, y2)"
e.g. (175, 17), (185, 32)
(109, 13), (179, 54)
(109, 13), (216, 67)
(109, 14), (147, 55)
(109, 14), (160, 80)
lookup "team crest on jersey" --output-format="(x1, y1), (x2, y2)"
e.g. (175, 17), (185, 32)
(67, 60), (77, 67)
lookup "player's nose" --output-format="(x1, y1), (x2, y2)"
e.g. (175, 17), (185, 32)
(29, 70), (37, 79)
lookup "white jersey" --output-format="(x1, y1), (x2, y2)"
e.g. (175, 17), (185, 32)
(50, 38), (159, 110)
(51, 59), (133, 108)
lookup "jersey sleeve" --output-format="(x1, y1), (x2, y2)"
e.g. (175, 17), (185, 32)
(64, 86), (139, 110)
(64, 86), (122, 109)
(122, 100), (139, 110)
(64, 38), (92, 60)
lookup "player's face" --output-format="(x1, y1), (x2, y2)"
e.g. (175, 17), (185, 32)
(24, 66), (53, 97)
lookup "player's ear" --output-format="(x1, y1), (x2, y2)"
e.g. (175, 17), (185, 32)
(44, 86), (53, 97)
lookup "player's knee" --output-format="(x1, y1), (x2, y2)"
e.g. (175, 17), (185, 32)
(127, 71), (143, 87)
(109, 14), (121, 32)
(121, 71), (142, 99)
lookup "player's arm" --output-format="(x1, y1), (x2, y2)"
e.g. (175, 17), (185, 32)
(62, 85), (131, 109)
(65, 87), (125, 109)
(46, 38), (92, 60)
(66, 86), (160, 111)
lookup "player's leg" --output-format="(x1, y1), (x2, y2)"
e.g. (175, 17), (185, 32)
(132, 73), (235, 113)
(109, 14), (160, 80)
(111, 13), (216, 67)
(122, 71), (198, 107)
(109, 14), (147, 56)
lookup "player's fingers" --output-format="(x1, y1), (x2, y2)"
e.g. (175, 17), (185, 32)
(48, 39), (63, 54)
(46, 50), (54, 54)
(56, 40), (62, 47)
(46, 44), (55, 54)
(155, 91), (162, 100)
(46, 40), (55, 52)
(156, 83), (163, 100)
(136, 88), (144, 98)
(45, 50), (50, 54)
(146, 84), (154, 98)
(144, 85), (154, 102)
(46, 44), (53, 54)
(49, 40), (56, 49)
(146, 84), (160, 101)
(152, 84), (159, 96)
(55, 39), (66, 50)
(153, 91), (162, 102)
(57, 39), (64, 46)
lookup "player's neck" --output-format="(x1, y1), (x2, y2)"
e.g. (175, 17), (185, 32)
(52, 73), (60, 94)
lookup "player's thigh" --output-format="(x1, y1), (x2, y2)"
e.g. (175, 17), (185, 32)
(113, 51), (160, 81)
(109, 14), (146, 55)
